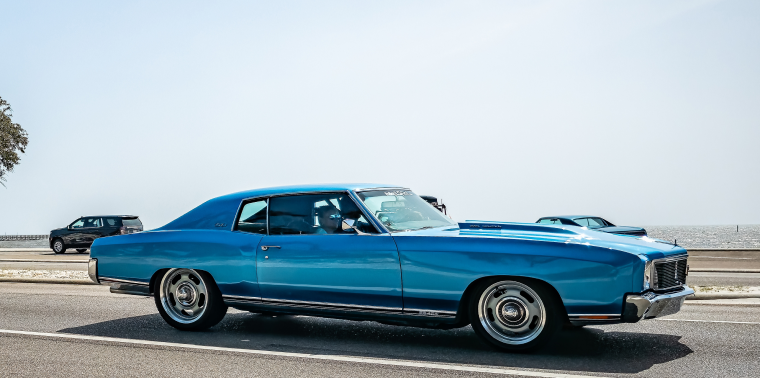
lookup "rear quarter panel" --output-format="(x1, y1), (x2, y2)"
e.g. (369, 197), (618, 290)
(90, 230), (262, 297)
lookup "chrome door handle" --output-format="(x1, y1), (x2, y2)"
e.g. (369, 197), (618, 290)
(261, 245), (280, 251)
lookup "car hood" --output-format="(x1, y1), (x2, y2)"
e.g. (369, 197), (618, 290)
(394, 221), (684, 260)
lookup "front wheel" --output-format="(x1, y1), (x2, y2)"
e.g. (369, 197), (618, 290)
(52, 239), (66, 254)
(469, 279), (562, 352)
(154, 268), (228, 330)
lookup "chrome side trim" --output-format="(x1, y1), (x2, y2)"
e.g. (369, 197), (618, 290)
(99, 277), (149, 286)
(567, 314), (622, 317)
(223, 295), (262, 301)
(404, 308), (458, 316)
(223, 295), (403, 312)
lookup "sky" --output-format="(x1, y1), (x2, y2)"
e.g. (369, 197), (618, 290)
(1, 0), (759, 233)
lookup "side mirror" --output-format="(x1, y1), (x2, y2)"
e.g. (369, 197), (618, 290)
(341, 219), (368, 235)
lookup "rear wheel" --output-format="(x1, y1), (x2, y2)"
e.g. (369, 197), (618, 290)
(154, 268), (227, 330)
(52, 239), (66, 254)
(469, 278), (562, 352)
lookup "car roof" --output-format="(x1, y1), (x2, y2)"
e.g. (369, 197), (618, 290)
(538, 215), (602, 220)
(216, 183), (404, 202)
(79, 215), (139, 218)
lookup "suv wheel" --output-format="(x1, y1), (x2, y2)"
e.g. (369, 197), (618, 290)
(52, 239), (66, 254)
(469, 278), (562, 352)
(76, 249), (88, 253)
(154, 268), (228, 331)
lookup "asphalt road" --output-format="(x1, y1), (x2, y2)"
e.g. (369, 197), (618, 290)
(0, 282), (758, 377)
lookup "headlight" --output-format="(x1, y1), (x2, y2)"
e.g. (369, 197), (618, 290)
(643, 259), (654, 291)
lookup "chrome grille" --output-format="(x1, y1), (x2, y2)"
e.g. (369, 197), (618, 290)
(654, 257), (688, 290)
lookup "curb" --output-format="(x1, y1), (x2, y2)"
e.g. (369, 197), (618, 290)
(689, 269), (760, 273)
(685, 301), (760, 307)
(0, 259), (87, 263)
(0, 278), (96, 285)
(687, 293), (760, 300)
(0, 248), (54, 252)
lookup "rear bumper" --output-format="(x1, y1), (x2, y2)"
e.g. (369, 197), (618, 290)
(88, 258), (98, 284)
(623, 286), (695, 322)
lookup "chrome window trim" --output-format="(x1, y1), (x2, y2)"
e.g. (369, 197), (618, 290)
(230, 197), (270, 234)
(353, 187), (410, 193)
(99, 277), (149, 286)
(233, 190), (384, 235)
(347, 190), (388, 234)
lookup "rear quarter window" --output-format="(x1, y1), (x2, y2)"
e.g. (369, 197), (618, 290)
(104, 217), (120, 227)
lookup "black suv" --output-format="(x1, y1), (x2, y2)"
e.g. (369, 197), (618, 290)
(49, 216), (143, 254)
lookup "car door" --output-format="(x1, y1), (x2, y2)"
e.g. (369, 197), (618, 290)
(81, 217), (103, 246)
(256, 193), (403, 310)
(65, 218), (85, 246)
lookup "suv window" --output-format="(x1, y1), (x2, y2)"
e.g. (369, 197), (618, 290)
(83, 217), (102, 228)
(269, 193), (376, 235)
(104, 217), (120, 227)
(237, 200), (268, 234)
(122, 218), (142, 228)
(70, 219), (84, 229)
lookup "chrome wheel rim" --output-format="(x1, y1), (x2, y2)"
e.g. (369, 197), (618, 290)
(159, 268), (208, 324)
(53, 241), (63, 252)
(478, 281), (546, 345)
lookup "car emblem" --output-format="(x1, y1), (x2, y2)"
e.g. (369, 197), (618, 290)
(674, 261), (681, 284)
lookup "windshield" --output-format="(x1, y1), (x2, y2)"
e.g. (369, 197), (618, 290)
(357, 190), (456, 232)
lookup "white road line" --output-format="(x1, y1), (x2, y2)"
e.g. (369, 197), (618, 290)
(0, 329), (602, 378)
(657, 319), (760, 325)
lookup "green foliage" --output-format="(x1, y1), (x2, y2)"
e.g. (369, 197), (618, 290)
(0, 96), (29, 187)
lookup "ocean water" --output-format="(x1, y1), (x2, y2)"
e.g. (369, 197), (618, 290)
(644, 225), (760, 249)
(2, 225), (760, 249)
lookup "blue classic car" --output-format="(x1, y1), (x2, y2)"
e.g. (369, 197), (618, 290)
(537, 216), (647, 237)
(89, 184), (692, 352)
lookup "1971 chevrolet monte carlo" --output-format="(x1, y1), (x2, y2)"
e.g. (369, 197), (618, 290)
(89, 184), (693, 352)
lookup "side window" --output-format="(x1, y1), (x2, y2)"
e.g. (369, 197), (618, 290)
(538, 218), (561, 225)
(104, 217), (119, 227)
(574, 218), (589, 227)
(269, 193), (377, 235)
(236, 200), (268, 234)
(83, 217), (102, 228)
(70, 219), (84, 229)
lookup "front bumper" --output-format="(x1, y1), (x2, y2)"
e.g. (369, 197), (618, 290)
(623, 285), (695, 322)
